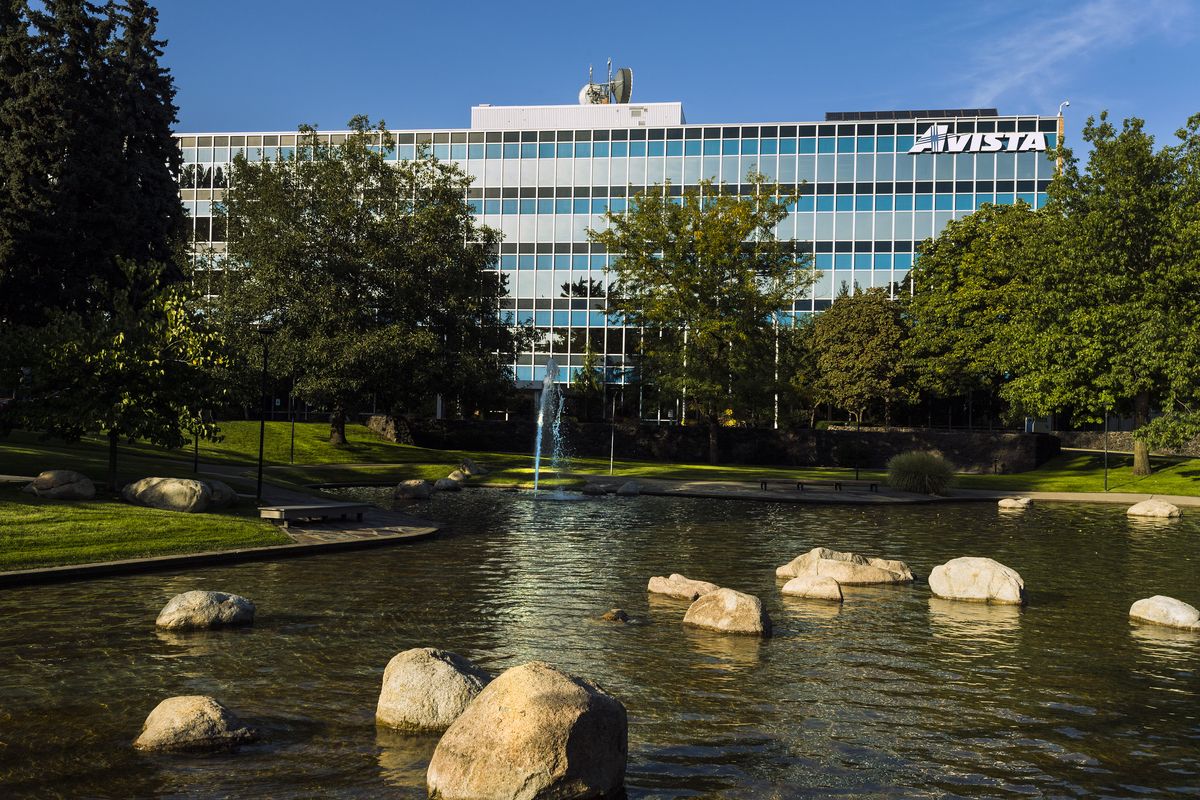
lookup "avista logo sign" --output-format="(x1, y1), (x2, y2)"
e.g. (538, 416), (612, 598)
(908, 124), (1047, 154)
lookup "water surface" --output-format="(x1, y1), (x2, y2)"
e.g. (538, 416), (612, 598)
(1, 491), (1197, 798)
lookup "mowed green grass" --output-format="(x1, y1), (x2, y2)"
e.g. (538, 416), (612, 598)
(0, 487), (290, 571)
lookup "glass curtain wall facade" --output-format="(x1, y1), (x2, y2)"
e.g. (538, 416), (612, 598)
(175, 106), (1057, 389)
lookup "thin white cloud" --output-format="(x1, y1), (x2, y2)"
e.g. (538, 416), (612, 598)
(962, 0), (1193, 106)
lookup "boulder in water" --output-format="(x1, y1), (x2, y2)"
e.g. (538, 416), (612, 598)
(682, 588), (772, 636)
(434, 477), (462, 492)
(928, 557), (1026, 605)
(1129, 595), (1200, 630)
(155, 590), (256, 630)
(581, 483), (607, 496)
(781, 575), (843, 602)
(22, 469), (95, 500)
(776, 547), (913, 585)
(1127, 499), (1181, 519)
(426, 661), (627, 800)
(616, 481), (641, 497)
(447, 469), (467, 482)
(133, 695), (256, 752)
(998, 497), (1032, 510)
(459, 458), (489, 476)
(376, 648), (492, 732)
(599, 608), (630, 623)
(394, 479), (434, 500)
(647, 573), (720, 600)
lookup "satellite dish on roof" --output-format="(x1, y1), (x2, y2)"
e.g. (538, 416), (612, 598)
(577, 61), (634, 105)
(612, 67), (633, 104)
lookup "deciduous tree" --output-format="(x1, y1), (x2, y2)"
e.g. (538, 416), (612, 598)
(216, 118), (521, 444)
(590, 176), (812, 464)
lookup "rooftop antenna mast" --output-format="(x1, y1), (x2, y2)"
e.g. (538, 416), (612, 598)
(578, 60), (633, 105)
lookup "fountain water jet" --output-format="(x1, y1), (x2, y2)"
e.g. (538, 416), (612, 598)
(532, 358), (568, 493)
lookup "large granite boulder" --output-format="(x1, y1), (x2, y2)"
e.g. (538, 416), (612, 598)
(647, 573), (720, 601)
(928, 557), (1026, 605)
(447, 469), (468, 482)
(1127, 499), (1182, 519)
(395, 479), (434, 500)
(133, 695), (256, 752)
(206, 479), (239, 509)
(155, 590), (256, 630)
(434, 477), (462, 492)
(682, 588), (772, 637)
(376, 648), (492, 732)
(776, 547), (913, 585)
(1129, 596), (1200, 630)
(581, 483), (607, 496)
(616, 481), (641, 497)
(426, 661), (627, 800)
(22, 469), (95, 500)
(781, 575), (843, 602)
(998, 497), (1032, 510)
(122, 477), (211, 513)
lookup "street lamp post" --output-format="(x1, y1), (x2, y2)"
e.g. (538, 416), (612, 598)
(254, 323), (276, 503)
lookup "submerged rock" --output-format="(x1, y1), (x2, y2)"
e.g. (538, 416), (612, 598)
(683, 588), (772, 636)
(1129, 595), (1200, 630)
(122, 477), (211, 513)
(599, 608), (630, 623)
(22, 469), (96, 500)
(1127, 499), (1181, 519)
(133, 695), (256, 752)
(781, 575), (843, 602)
(155, 590), (256, 630)
(426, 661), (627, 800)
(776, 547), (913, 585)
(928, 557), (1026, 605)
(647, 573), (720, 601)
(376, 648), (492, 732)
(998, 497), (1032, 510)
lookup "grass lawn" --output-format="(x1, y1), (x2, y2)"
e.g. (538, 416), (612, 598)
(4, 421), (1200, 500)
(0, 486), (290, 571)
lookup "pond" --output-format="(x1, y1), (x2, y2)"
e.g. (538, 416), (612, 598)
(1, 490), (1197, 798)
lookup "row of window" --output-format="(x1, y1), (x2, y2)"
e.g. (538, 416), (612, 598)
(180, 133), (1057, 164)
(176, 118), (1055, 149)
(462, 192), (1045, 216)
(493, 253), (919, 274)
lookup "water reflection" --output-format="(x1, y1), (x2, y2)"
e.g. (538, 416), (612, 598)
(0, 492), (1197, 798)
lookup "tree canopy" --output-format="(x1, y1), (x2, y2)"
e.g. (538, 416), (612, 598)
(590, 175), (813, 463)
(215, 117), (523, 443)
(812, 286), (913, 425)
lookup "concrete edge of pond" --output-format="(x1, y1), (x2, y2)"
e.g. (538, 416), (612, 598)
(0, 526), (438, 589)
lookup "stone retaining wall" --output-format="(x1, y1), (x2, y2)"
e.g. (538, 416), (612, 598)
(368, 415), (1059, 474)
(1052, 430), (1200, 457)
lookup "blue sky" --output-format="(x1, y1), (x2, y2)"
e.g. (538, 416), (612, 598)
(160, 0), (1197, 147)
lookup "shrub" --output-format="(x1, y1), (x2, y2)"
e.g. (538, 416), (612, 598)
(886, 451), (955, 495)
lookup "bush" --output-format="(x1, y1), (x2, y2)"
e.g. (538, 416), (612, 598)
(886, 451), (955, 495)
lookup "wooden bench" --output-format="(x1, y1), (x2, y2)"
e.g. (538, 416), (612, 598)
(758, 479), (879, 493)
(259, 502), (373, 529)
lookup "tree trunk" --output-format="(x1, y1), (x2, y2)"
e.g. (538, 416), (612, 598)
(1132, 391), (1152, 476)
(708, 417), (720, 465)
(329, 407), (347, 445)
(108, 429), (119, 493)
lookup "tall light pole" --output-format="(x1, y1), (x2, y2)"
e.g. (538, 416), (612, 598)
(1056, 100), (1070, 173)
(254, 322), (277, 503)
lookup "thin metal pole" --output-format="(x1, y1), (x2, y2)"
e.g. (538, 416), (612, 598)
(609, 393), (617, 475)
(257, 336), (268, 502)
(193, 426), (199, 473)
(289, 383), (296, 465)
(1103, 407), (1109, 492)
